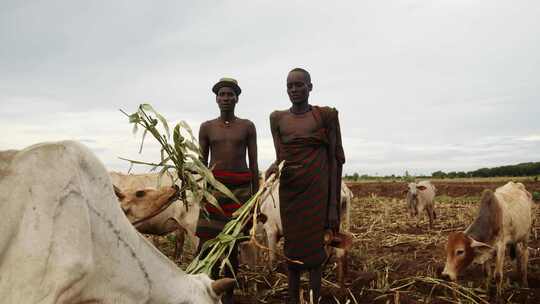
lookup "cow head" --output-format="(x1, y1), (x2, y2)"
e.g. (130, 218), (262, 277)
(113, 184), (179, 224)
(441, 232), (492, 281)
(404, 183), (426, 216)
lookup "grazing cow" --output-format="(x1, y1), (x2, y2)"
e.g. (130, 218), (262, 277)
(110, 172), (201, 260)
(442, 182), (533, 289)
(0, 140), (233, 303)
(404, 181), (436, 228)
(257, 180), (353, 285)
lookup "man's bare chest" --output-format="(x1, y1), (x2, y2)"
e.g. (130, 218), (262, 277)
(278, 112), (319, 139)
(207, 124), (248, 145)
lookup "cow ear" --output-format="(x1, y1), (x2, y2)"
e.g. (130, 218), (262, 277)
(470, 238), (493, 249)
(417, 185), (427, 191)
(113, 185), (125, 200)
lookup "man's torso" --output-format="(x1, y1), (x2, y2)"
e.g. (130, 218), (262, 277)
(203, 118), (252, 172)
(274, 110), (320, 143)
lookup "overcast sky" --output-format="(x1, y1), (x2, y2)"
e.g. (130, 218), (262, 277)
(1, 0), (539, 176)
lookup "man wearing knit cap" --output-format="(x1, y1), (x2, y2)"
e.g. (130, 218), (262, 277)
(196, 77), (259, 304)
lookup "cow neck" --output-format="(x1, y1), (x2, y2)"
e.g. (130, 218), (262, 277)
(464, 191), (502, 244)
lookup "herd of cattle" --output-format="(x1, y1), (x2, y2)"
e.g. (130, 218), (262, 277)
(0, 141), (536, 303)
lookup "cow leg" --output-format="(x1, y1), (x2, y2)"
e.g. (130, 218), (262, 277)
(416, 205), (425, 228)
(221, 244), (239, 304)
(494, 244), (506, 294)
(174, 226), (186, 261)
(344, 196), (351, 232)
(239, 240), (259, 294)
(335, 248), (348, 287)
(426, 205), (435, 230)
(516, 241), (529, 288)
(483, 260), (493, 290)
(266, 229), (279, 269)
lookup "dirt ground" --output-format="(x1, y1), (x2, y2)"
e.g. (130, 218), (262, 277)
(348, 179), (540, 199)
(153, 179), (540, 303)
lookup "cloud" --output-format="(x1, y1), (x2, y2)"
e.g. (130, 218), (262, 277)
(1, 0), (539, 176)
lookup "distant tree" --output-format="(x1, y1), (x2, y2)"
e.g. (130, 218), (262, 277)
(432, 162), (540, 178)
(432, 170), (446, 179)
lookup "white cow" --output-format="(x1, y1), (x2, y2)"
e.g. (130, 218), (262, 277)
(442, 182), (533, 289)
(110, 172), (201, 259)
(257, 180), (353, 285)
(0, 141), (233, 303)
(404, 181), (437, 229)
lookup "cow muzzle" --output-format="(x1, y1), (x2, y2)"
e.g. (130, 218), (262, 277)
(441, 265), (457, 281)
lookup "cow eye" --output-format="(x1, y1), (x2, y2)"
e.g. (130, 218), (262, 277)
(456, 249), (464, 256)
(135, 190), (146, 198)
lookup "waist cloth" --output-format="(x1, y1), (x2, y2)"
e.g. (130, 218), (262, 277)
(196, 170), (252, 242)
(279, 133), (329, 268)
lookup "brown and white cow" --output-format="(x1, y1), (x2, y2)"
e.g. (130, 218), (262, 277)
(442, 182), (533, 289)
(0, 140), (233, 303)
(404, 181), (436, 229)
(110, 172), (201, 260)
(256, 179), (353, 286)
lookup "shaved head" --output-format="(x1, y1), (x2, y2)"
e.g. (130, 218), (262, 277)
(289, 68), (311, 84)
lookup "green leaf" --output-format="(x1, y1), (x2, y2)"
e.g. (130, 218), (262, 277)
(128, 113), (140, 123)
(141, 103), (171, 139)
(156, 166), (171, 188)
(192, 162), (238, 203)
(202, 190), (224, 214)
(178, 120), (196, 142)
(138, 129), (148, 154)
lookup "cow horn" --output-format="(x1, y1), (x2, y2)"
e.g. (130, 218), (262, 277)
(469, 237), (493, 249)
(113, 185), (125, 200)
(211, 278), (236, 296)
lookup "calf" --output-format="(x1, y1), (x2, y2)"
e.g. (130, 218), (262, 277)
(404, 181), (436, 228)
(111, 172), (201, 260)
(257, 180), (353, 286)
(442, 182), (533, 289)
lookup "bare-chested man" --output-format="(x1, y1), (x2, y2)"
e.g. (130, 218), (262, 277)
(268, 68), (345, 304)
(196, 77), (258, 304)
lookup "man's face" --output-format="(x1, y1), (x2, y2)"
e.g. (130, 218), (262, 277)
(216, 87), (238, 112)
(287, 71), (312, 104)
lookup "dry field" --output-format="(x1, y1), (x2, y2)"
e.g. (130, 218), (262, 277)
(153, 179), (540, 303)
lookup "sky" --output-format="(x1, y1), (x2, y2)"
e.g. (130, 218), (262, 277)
(1, 0), (539, 176)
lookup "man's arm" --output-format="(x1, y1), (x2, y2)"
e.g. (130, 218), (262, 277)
(326, 110), (339, 231)
(247, 121), (259, 193)
(198, 122), (210, 167)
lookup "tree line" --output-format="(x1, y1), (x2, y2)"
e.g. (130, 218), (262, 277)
(344, 162), (540, 181)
